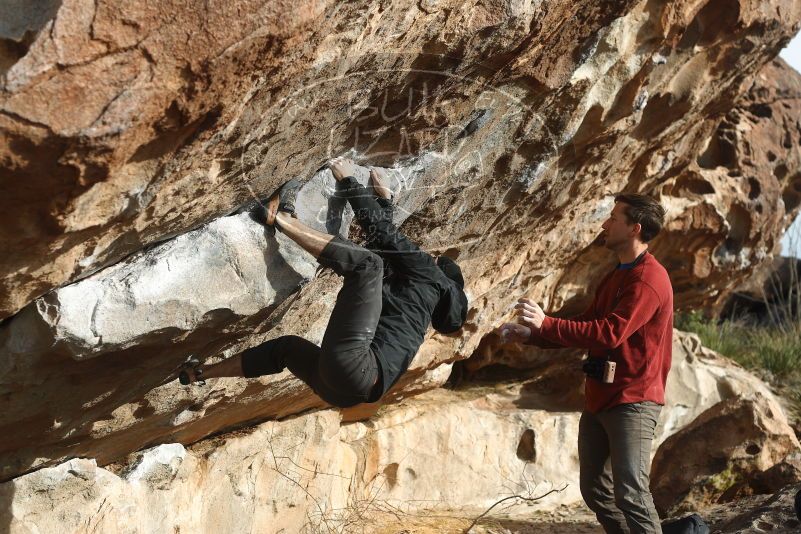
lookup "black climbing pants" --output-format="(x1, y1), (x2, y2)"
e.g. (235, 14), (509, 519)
(339, 176), (442, 284)
(240, 234), (383, 408)
(239, 177), (436, 408)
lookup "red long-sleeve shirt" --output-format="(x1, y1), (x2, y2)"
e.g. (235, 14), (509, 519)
(527, 251), (673, 413)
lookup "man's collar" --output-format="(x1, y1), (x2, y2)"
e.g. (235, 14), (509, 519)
(617, 250), (648, 270)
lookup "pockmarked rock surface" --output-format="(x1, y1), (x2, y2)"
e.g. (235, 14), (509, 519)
(2, 0), (800, 320)
(651, 57), (801, 311)
(651, 393), (801, 517)
(2, 0), (801, 491)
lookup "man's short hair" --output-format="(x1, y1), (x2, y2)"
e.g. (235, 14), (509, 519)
(613, 193), (666, 242)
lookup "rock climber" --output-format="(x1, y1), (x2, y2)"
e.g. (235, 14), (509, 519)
(500, 193), (673, 534)
(178, 157), (468, 408)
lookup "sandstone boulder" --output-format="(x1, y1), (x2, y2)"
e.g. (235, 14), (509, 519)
(1, 0), (799, 322)
(656, 330), (781, 448)
(651, 394), (801, 517)
(1, 337), (797, 532)
(0, 387), (585, 533)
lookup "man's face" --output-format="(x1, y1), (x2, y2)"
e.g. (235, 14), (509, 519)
(600, 202), (638, 249)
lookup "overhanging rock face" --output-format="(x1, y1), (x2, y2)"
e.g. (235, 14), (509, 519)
(5, 165), (406, 358)
(1, 0), (801, 482)
(2, 0), (800, 319)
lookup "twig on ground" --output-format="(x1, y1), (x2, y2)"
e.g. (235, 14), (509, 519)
(463, 484), (568, 533)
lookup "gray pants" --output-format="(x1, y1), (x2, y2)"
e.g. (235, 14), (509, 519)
(579, 402), (663, 534)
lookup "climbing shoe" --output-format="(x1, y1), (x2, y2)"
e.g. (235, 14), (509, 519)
(178, 356), (206, 386)
(263, 178), (302, 226)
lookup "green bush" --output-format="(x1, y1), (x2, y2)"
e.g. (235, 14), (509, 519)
(747, 325), (801, 379)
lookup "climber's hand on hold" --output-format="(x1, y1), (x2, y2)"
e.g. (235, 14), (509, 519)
(515, 298), (545, 330)
(329, 157), (359, 181)
(499, 322), (531, 344)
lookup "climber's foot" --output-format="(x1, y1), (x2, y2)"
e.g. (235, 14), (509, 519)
(369, 167), (393, 200)
(329, 157), (360, 182)
(178, 357), (206, 386)
(263, 179), (302, 226)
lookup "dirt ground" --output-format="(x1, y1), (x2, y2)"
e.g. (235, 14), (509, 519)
(367, 504), (603, 533)
(365, 486), (801, 533)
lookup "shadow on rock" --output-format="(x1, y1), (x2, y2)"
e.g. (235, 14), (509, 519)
(0, 228), (311, 482)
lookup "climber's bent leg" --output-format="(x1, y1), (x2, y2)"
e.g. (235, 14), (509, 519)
(315, 235), (384, 404)
(335, 177), (441, 283)
(238, 334), (375, 407)
(240, 335), (309, 377)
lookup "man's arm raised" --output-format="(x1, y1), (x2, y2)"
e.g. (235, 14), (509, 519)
(498, 298), (565, 348)
(535, 283), (660, 350)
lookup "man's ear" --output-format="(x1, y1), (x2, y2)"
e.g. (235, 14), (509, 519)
(631, 222), (642, 238)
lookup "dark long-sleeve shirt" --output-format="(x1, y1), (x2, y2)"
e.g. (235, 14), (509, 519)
(372, 273), (444, 395)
